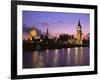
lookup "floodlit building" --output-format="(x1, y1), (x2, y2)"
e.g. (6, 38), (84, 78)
(29, 26), (39, 40)
(76, 20), (82, 44)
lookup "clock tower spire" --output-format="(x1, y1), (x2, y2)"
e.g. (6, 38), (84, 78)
(77, 20), (82, 44)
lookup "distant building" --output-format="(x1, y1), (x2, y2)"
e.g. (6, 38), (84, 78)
(76, 20), (82, 44)
(68, 38), (76, 44)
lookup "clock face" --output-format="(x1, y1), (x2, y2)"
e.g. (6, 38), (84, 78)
(77, 26), (81, 30)
(78, 28), (80, 30)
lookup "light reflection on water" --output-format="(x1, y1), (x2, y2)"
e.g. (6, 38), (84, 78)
(23, 47), (89, 68)
(75, 47), (83, 65)
(66, 48), (70, 65)
(32, 51), (38, 67)
(54, 49), (59, 66)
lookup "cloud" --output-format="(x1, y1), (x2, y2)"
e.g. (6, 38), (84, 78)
(57, 20), (64, 24)
(39, 22), (49, 26)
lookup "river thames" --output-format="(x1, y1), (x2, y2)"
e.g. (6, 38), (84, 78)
(23, 47), (89, 68)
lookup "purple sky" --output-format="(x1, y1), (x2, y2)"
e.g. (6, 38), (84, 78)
(23, 11), (90, 36)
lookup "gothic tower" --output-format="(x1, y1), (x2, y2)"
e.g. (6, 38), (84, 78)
(77, 20), (82, 44)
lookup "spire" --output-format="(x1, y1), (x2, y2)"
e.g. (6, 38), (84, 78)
(78, 20), (81, 28)
(46, 27), (49, 35)
(35, 26), (37, 29)
(31, 26), (35, 30)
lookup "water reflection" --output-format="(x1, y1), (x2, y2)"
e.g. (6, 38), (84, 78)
(75, 47), (83, 65)
(23, 47), (89, 68)
(75, 47), (79, 65)
(46, 49), (49, 66)
(32, 51), (38, 67)
(38, 53), (44, 67)
(80, 47), (83, 65)
(54, 49), (59, 66)
(32, 51), (44, 68)
(66, 48), (71, 65)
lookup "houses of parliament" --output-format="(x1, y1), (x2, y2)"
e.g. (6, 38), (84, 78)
(28, 20), (83, 44)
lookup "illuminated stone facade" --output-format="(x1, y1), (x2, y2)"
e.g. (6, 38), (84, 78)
(29, 27), (38, 40)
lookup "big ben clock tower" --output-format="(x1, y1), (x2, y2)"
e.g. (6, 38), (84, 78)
(77, 20), (82, 44)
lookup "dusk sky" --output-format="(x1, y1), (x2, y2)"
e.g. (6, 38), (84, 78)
(23, 11), (90, 36)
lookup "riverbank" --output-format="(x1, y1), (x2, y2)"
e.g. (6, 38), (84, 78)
(23, 42), (89, 51)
